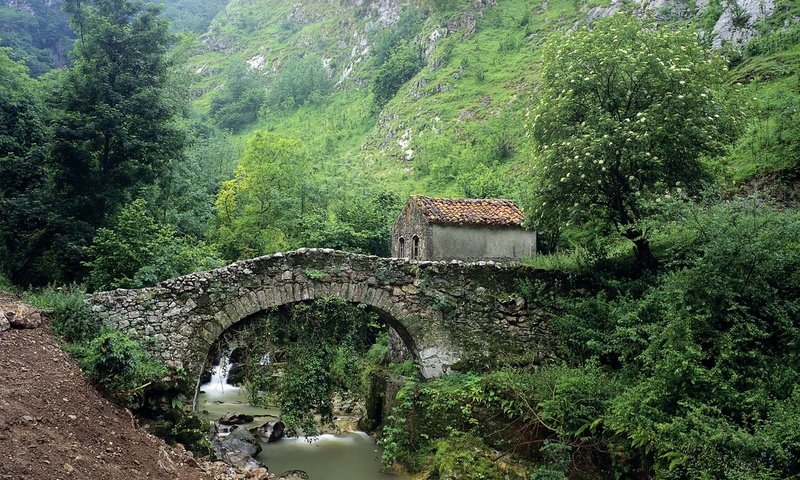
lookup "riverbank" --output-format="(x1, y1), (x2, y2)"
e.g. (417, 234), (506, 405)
(0, 292), (264, 480)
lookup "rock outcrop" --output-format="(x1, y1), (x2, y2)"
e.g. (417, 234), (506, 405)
(0, 294), (44, 332)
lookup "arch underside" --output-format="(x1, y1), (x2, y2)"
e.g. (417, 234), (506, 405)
(191, 281), (459, 383)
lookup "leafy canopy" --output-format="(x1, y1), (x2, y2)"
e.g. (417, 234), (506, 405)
(54, 0), (184, 225)
(214, 131), (310, 260)
(84, 199), (221, 291)
(529, 15), (736, 265)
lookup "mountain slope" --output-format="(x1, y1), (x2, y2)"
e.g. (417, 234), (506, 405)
(182, 0), (799, 201)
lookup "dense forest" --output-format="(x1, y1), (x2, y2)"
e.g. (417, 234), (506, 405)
(1, 0), (799, 478)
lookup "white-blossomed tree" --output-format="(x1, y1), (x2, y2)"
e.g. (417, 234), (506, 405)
(529, 14), (738, 269)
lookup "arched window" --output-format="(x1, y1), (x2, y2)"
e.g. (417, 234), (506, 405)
(412, 235), (420, 260)
(398, 237), (405, 258)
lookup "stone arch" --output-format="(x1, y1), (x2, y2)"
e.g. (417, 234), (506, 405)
(200, 282), (421, 363)
(192, 282), (424, 402)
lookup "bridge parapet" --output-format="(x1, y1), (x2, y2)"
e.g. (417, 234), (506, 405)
(89, 248), (562, 384)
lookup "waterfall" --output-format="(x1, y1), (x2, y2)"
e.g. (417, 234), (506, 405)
(205, 353), (239, 395)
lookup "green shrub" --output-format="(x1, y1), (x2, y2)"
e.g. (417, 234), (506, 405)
(265, 55), (332, 110)
(25, 284), (101, 343)
(209, 62), (266, 132)
(148, 401), (212, 456)
(0, 272), (17, 293)
(433, 433), (516, 479)
(71, 329), (167, 409)
(373, 40), (423, 106)
(372, 9), (423, 66)
(84, 199), (221, 291)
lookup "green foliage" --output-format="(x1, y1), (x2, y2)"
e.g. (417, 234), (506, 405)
(210, 62), (266, 132)
(298, 189), (400, 257)
(18, 0), (187, 284)
(0, 0), (73, 76)
(0, 48), (54, 285)
(547, 197), (800, 478)
(214, 131), (309, 260)
(144, 122), (241, 239)
(85, 199), (221, 291)
(433, 433), (513, 479)
(379, 366), (615, 475)
(70, 329), (167, 409)
(303, 268), (326, 280)
(372, 9), (424, 66)
(721, 66), (799, 182)
(26, 284), (101, 343)
(373, 40), (424, 106)
(529, 15), (738, 267)
(159, 0), (228, 34)
(230, 298), (388, 435)
(264, 55), (333, 111)
(528, 441), (571, 480)
(148, 404), (211, 456)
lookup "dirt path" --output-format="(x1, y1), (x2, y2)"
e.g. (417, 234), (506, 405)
(0, 293), (212, 480)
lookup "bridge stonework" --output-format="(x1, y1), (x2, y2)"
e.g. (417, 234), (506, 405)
(89, 249), (560, 384)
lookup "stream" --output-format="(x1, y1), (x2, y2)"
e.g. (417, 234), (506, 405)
(196, 357), (406, 480)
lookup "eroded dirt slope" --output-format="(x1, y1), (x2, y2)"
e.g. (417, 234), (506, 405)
(0, 294), (210, 480)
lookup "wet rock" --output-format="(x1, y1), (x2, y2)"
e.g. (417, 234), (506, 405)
(219, 413), (254, 425)
(226, 363), (246, 386)
(250, 420), (285, 443)
(221, 426), (262, 457)
(278, 470), (309, 480)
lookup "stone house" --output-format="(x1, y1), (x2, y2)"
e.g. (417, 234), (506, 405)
(391, 196), (536, 261)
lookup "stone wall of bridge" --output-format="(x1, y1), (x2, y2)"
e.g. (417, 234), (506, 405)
(88, 248), (565, 384)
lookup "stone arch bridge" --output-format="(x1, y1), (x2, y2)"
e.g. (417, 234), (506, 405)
(89, 249), (561, 385)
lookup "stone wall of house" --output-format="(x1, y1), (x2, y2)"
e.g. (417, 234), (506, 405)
(391, 202), (433, 259)
(88, 248), (566, 387)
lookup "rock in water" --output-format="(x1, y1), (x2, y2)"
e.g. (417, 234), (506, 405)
(250, 420), (285, 443)
(220, 425), (262, 457)
(269, 420), (285, 443)
(226, 363), (246, 386)
(278, 470), (309, 480)
(219, 412), (255, 425)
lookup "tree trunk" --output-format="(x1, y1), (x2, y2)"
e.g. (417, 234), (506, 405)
(632, 236), (658, 271)
(623, 230), (658, 271)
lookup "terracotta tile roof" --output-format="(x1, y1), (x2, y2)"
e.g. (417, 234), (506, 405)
(410, 196), (525, 227)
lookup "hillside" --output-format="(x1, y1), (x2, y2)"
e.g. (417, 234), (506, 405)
(0, 294), (209, 480)
(182, 0), (799, 201)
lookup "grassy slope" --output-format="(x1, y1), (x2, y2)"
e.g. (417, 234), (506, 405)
(181, 0), (800, 199)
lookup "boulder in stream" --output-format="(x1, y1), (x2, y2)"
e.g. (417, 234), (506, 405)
(224, 451), (265, 472)
(278, 470), (310, 480)
(226, 363), (246, 386)
(250, 420), (285, 443)
(210, 423), (268, 472)
(219, 412), (255, 425)
(221, 425), (263, 457)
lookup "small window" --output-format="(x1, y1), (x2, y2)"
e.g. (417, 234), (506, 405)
(398, 237), (405, 258)
(412, 235), (420, 260)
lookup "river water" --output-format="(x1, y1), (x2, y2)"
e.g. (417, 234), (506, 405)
(196, 358), (406, 480)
